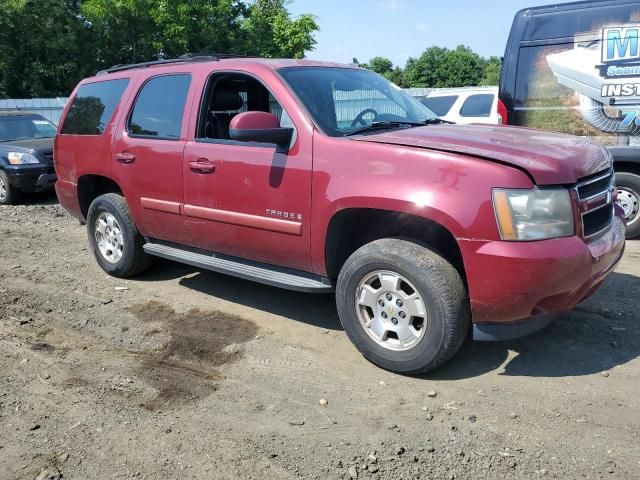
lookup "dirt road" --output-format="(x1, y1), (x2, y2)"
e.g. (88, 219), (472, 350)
(1, 195), (639, 480)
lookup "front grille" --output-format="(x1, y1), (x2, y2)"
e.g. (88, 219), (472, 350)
(577, 173), (612, 199)
(583, 204), (614, 237)
(575, 168), (615, 237)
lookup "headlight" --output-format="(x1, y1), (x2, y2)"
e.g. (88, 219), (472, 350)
(493, 188), (575, 241)
(7, 152), (40, 165)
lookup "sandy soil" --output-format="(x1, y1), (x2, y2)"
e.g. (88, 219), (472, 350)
(1, 193), (639, 480)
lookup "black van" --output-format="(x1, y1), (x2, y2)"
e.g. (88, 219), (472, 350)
(500, 0), (640, 238)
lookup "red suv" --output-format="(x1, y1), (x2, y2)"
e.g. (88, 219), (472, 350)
(54, 54), (626, 374)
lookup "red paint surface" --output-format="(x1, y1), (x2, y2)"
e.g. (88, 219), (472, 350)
(54, 58), (626, 326)
(183, 205), (303, 236)
(230, 111), (280, 130)
(140, 197), (182, 215)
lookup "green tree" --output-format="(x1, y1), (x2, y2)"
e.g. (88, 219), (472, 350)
(0, 0), (95, 98)
(0, 0), (319, 98)
(368, 56), (394, 76)
(363, 57), (407, 87)
(481, 56), (502, 86)
(81, 0), (249, 68)
(386, 67), (407, 87)
(438, 45), (483, 87)
(404, 45), (483, 88)
(403, 46), (448, 87)
(242, 0), (318, 58)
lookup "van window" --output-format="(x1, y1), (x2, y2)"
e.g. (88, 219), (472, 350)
(60, 79), (129, 135)
(421, 96), (458, 116)
(460, 94), (494, 117)
(528, 5), (637, 41)
(512, 44), (607, 138)
(128, 75), (191, 139)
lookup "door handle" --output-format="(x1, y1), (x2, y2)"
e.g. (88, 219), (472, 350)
(115, 152), (136, 164)
(188, 159), (216, 174)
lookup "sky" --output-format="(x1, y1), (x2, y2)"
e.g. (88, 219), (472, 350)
(288, 0), (576, 66)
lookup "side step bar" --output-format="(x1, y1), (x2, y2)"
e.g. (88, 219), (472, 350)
(143, 241), (334, 293)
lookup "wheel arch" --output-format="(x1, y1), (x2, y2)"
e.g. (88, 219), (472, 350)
(324, 207), (466, 285)
(77, 174), (123, 220)
(614, 160), (640, 176)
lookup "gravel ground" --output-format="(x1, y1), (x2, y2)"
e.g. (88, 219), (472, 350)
(1, 193), (639, 480)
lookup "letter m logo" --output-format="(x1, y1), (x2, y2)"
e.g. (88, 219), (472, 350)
(603, 26), (640, 63)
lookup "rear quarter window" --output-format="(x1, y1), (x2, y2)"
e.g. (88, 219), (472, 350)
(459, 94), (494, 117)
(60, 79), (129, 135)
(128, 74), (191, 139)
(421, 95), (458, 116)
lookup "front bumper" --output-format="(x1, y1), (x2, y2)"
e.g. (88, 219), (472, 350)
(4, 164), (57, 191)
(460, 213), (626, 340)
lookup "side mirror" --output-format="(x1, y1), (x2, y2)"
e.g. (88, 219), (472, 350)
(229, 111), (294, 149)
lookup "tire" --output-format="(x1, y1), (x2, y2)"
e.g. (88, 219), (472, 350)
(336, 238), (470, 374)
(616, 171), (640, 239)
(0, 170), (20, 205)
(87, 193), (152, 278)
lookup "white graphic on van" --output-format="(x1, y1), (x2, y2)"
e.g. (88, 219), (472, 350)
(601, 83), (640, 97)
(621, 110), (640, 129)
(603, 26), (640, 64)
(601, 27), (640, 80)
(546, 24), (640, 143)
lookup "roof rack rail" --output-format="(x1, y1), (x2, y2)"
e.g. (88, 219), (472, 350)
(96, 53), (251, 76)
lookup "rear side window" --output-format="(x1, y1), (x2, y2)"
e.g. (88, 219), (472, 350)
(61, 79), (129, 135)
(459, 94), (494, 117)
(128, 75), (191, 139)
(421, 96), (458, 116)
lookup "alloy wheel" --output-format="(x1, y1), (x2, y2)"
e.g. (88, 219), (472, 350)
(355, 270), (428, 351)
(95, 212), (124, 263)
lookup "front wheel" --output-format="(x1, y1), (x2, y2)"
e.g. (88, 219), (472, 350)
(336, 239), (470, 374)
(616, 171), (640, 239)
(87, 193), (152, 278)
(0, 170), (20, 205)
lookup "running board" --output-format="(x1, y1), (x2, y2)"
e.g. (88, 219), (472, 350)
(143, 241), (333, 293)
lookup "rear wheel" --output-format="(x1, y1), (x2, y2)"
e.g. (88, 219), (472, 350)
(616, 171), (640, 239)
(336, 239), (470, 374)
(0, 170), (20, 205)
(87, 193), (152, 277)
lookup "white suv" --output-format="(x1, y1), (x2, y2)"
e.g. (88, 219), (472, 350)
(420, 87), (503, 125)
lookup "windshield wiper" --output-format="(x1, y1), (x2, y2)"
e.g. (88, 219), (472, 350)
(345, 121), (424, 136)
(423, 118), (454, 125)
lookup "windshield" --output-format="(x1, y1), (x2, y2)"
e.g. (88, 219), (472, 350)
(278, 67), (438, 137)
(0, 114), (57, 142)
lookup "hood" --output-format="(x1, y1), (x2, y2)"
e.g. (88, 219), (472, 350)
(351, 124), (611, 185)
(0, 137), (54, 154)
(0, 137), (54, 163)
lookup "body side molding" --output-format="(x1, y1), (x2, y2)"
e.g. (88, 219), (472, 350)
(140, 197), (182, 215)
(184, 204), (303, 236)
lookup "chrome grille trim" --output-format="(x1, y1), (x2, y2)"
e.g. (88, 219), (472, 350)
(575, 168), (615, 238)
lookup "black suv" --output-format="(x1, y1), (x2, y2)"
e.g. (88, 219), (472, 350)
(0, 111), (57, 205)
